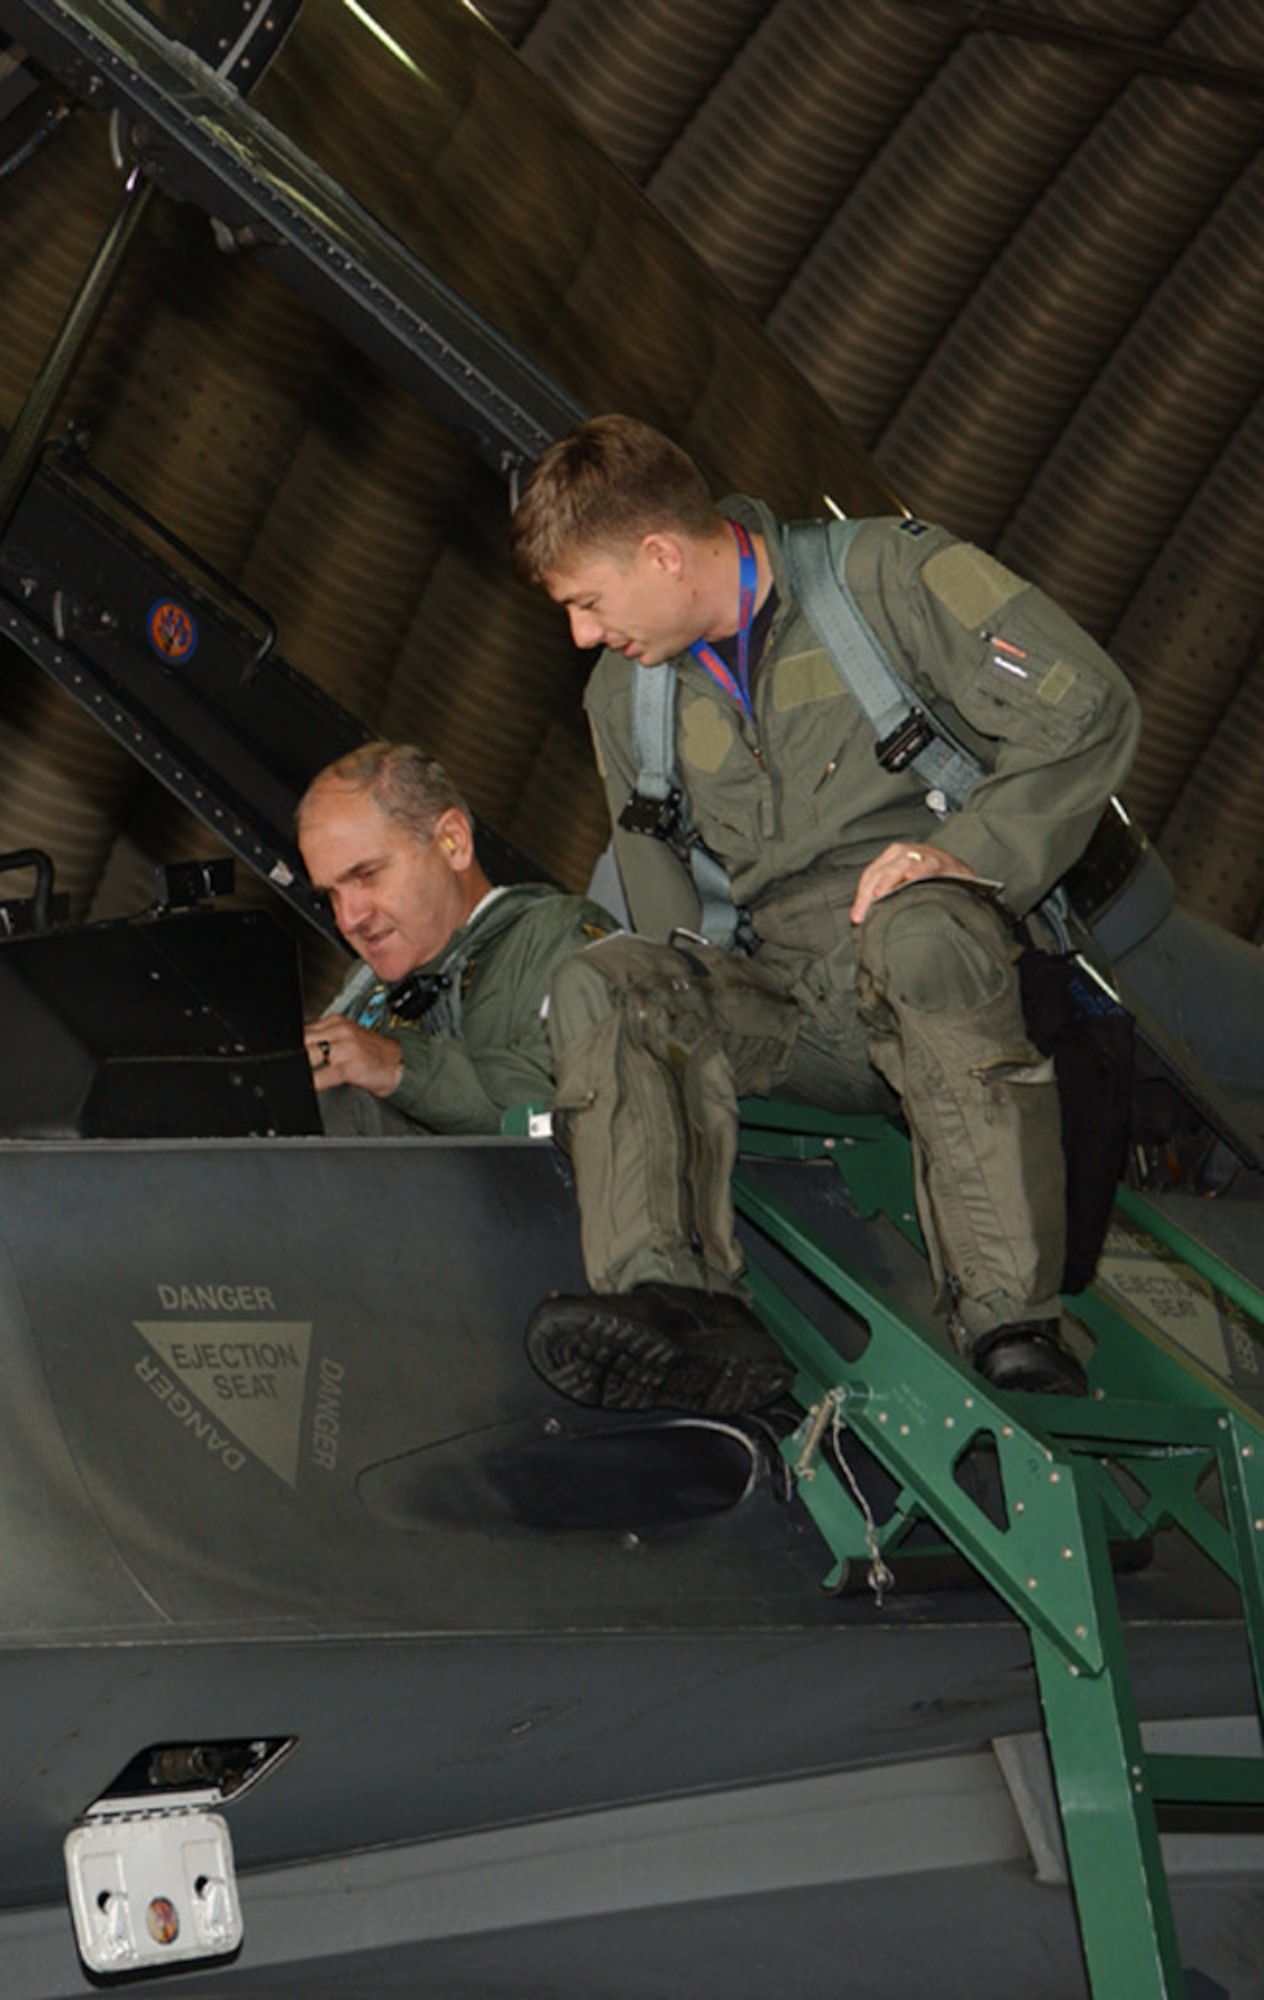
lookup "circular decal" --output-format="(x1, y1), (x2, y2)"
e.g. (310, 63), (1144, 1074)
(146, 1896), (180, 1945)
(147, 598), (199, 663)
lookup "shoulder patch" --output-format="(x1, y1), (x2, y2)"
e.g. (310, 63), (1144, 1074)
(898, 518), (930, 537)
(923, 543), (1023, 629)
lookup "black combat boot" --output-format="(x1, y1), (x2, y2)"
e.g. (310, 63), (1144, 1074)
(972, 1321), (1088, 1396)
(525, 1283), (794, 1416)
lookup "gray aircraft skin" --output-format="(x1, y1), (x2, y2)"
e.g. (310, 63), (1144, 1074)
(0, 5), (1261, 1998)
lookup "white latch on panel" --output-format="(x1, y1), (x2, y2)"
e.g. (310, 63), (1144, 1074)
(64, 1807), (242, 1976)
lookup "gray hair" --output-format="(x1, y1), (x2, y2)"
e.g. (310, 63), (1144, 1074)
(297, 742), (472, 843)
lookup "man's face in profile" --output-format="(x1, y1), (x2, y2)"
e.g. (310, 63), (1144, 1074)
(299, 785), (470, 984)
(544, 536), (697, 668)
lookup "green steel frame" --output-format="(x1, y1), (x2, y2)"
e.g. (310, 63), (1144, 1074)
(733, 1106), (1264, 2000)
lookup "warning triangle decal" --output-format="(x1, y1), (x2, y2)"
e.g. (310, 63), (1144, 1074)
(134, 1321), (313, 1486)
(1095, 1226), (1229, 1380)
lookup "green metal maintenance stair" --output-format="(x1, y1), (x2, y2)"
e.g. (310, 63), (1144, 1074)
(734, 1106), (1264, 2000)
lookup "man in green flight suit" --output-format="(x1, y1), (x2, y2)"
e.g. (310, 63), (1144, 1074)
(510, 415), (1141, 1415)
(298, 741), (613, 1135)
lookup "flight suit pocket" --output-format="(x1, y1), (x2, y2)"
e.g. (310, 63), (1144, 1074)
(958, 608), (1107, 755)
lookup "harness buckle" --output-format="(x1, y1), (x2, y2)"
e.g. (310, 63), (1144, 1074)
(386, 970), (449, 1022)
(875, 706), (935, 774)
(619, 786), (696, 866)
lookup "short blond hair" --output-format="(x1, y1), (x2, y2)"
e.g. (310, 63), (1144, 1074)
(511, 414), (720, 585)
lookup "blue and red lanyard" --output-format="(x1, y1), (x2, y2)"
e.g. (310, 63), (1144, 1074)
(689, 519), (758, 723)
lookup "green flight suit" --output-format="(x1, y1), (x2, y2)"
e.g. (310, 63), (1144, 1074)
(551, 503), (1140, 1341)
(321, 882), (614, 1137)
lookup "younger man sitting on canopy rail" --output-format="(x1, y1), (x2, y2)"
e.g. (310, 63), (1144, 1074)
(510, 415), (1140, 1416)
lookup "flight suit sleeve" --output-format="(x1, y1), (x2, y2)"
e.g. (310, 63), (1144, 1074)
(584, 659), (702, 941)
(856, 522), (1142, 915)
(387, 1028), (534, 1134)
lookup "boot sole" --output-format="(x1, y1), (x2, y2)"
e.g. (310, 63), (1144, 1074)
(526, 1303), (793, 1416)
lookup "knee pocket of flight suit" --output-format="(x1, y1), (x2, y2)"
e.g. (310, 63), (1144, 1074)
(856, 884), (1016, 1022)
(549, 938), (682, 1096)
(548, 944), (643, 1131)
(549, 935), (664, 1045)
(856, 885), (1047, 1109)
(690, 954), (801, 1095)
(551, 936), (797, 1100)
(562, 935), (723, 1061)
(628, 957), (799, 1103)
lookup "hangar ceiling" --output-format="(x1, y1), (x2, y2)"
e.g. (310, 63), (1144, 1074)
(0, 0), (1261, 1001)
(487, 0), (1264, 943)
